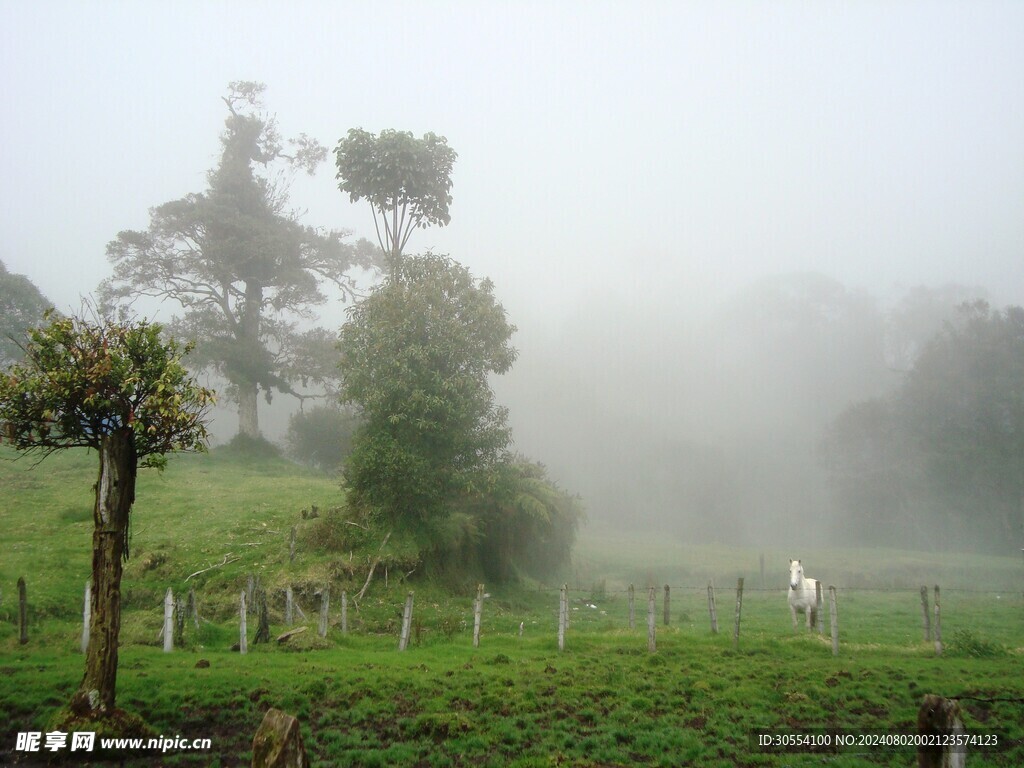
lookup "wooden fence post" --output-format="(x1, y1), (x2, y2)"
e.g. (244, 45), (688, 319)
(81, 581), (91, 654)
(473, 584), (484, 648)
(733, 577), (744, 649)
(707, 582), (718, 634)
(285, 586), (294, 626)
(318, 587), (330, 639)
(18, 577), (27, 645)
(933, 585), (942, 657)
(814, 581), (824, 635)
(829, 586), (839, 656)
(917, 695), (965, 768)
(341, 590), (348, 635)
(187, 587), (199, 629)
(628, 584), (635, 630)
(289, 525), (297, 563)
(174, 594), (186, 647)
(254, 589), (270, 644)
(558, 585), (567, 652)
(239, 592), (248, 655)
(398, 591), (414, 651)
(647, 586), (656, 652)
(663, 584), (670, 626)
(920, 586), (932, 642)
(163, 588), (174, 652)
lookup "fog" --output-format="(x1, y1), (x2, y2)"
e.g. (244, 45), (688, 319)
(3, 2), (1023, 549)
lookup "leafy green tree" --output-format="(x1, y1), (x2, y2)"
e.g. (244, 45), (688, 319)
(338, 253), (516, 543)
(0, 260), (54, 367)
(335, 128), (456, 267)
(899, 301), (1024, 549)
(101, 82), (378, 438)
(0, 312), (213, 717)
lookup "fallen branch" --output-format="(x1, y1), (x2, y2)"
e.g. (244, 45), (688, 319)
(184, 554), (239, 583)
(356, 530), (392, 602)
(276, 626), (308, 644)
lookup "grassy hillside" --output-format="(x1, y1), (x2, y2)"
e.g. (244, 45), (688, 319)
(1, 445), (1022, 766)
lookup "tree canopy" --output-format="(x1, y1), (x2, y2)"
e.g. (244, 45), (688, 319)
(335, 128), (456, 265)
(0, 260), (54, 367)
(101, 81), (379, 438)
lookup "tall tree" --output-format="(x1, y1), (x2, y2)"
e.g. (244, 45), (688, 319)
(338, 253), (516, 542)
(334, 128), (456, 269)
(0, 260), (54, 367)
(101, 82), (379, 438)
(0, 312), (212, 717)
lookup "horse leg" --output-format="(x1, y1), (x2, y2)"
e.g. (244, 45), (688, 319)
(790, 604), (798, 633)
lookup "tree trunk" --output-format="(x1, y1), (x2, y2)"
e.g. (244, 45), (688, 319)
(72, 431), (136, 717)
(238, 381), (260, 438)
(236, 279), (263, 439)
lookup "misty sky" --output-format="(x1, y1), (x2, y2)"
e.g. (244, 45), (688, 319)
(3, 2), (1024, 535)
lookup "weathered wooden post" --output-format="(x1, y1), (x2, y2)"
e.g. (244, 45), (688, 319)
(239, 592), (248, 655)
(473, 584), (484, 648)
(340, 590), (348, 635)
(285, 586), (294, 626)
(558, 585), (567, 652)
(828, 585), (839, 656)
(174, 594), (186, 647)
(398, 591), (414, 651)
(814, 581), (824, 635)
(289, 525), (297, 564)
(663, 584), (671, 626)
(254, 589), (270, 645)
(81, 580), (91, 654)
(707, 582), (718, 634)
(933, 584), (943, 657)
(628, 584), (636, 630)
(647, 586), (656, 653)
(733, 577), (744, 649)
(917, 695), (965, 768)
(163, 588), (174, 652)
(187, 587), (199, 629)
(318, 587), (330, 639)
(18, 577), (27, 645)
(920, 586), (932, 642)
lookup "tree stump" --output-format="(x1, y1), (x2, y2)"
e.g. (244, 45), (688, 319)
(916, 695), (965, 768)
(252, 708), (309, 768)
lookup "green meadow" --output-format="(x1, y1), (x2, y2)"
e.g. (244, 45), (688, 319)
(1, 447), (1022, 766)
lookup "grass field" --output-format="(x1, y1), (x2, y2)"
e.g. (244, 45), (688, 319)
(1, 447), (1022, 766)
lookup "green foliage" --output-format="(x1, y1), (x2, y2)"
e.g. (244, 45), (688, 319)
(285, 404), (361, 471)
(0, 311), (214, 467)
(339, 253), (516, 536)
(0, 260), (54, 368)
(334, 128), (457, 261)
(100, 82), (379, 437)
(947, 628), (1007, 658)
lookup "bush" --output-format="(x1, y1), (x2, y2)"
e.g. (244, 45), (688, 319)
(286, 405), (361, 471)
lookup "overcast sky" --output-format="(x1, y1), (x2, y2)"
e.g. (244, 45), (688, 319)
(3, 2), (1024, 522)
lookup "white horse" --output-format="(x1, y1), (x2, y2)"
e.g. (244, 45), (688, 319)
(788, 559), (820, 632)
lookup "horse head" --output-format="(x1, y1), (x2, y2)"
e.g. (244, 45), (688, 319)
(788, 559), (803, 590)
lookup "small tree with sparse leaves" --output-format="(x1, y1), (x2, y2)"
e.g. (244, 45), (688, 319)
(0, 311), (214, 718)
